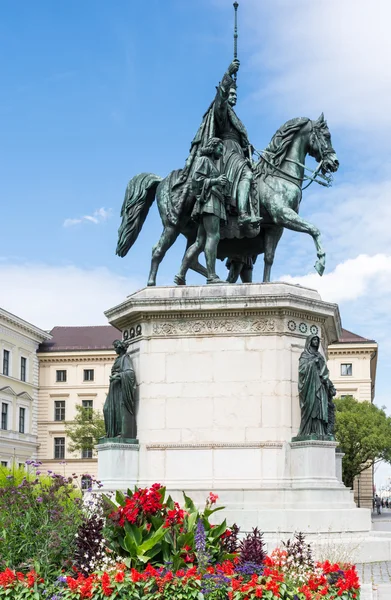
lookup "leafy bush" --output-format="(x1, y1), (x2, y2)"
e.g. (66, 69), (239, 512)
(0, 462), (84, 578)
(103, 486), (230, 571)
(238, 527), (266, 568)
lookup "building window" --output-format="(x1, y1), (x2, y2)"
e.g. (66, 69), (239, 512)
(19, 407), (25, 433)
(1, 403), (8, 430)
(341, 363), (353, 376)
(82, 399), (93, 419)
(1, 461), (7, 468)
(81, 443), (93, 459)
(3, 350), (10, 376)
(56, 370), (67, 383)
(83, 369), (94, 382)
(54, 437), (65, 459)
(54, 400), (66, 422)
(81, 475), (92, 491)
(20, 357), (27, 382)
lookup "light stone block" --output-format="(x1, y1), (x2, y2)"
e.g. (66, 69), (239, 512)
(289, 440), (339, 483)
(213, 396), (261, 429)
(166, 397), (213, 429)
(97, 442), (139, 490)
(166, 352), (214, 383)
(165, 449), (212, 483)
(214, 448), (261, 481)
(137, 397), (166, 431)
(213, 350), (262, 382)
(138, 353), (166, 384)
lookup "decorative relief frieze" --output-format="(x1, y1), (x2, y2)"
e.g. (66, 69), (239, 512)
(146, 441), (284, 451)
(286, 320), (319, 336)
(152, 318), (277, 337)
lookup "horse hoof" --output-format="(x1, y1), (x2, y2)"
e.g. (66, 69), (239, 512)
(207, 276), (225, 285)
(174, 275), (186, 286)
(314, 260), (325, 276)
(147, 281), (156, 287)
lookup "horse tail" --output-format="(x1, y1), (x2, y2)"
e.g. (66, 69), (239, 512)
(116, 173), (162, 257)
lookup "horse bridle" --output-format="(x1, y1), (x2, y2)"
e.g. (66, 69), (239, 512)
(253, 120), (334, 191)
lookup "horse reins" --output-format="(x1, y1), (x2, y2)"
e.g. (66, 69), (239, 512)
(252, 122), (334, 191)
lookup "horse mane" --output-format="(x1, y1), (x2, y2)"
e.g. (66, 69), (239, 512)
(256, 117), (310, 177)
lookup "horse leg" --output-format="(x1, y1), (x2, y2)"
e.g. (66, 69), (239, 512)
(147, 225), (180, 286)
(263, 227), (283, 282)
(240, 265), (253, 283)
(227, 260), (243, 283)
(275, 208), (325, 275)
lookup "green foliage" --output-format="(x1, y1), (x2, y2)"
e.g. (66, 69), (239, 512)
(103, 486), (229, 571)
(65, 404), (105, 454)
(335, 395), (391, 488)
(0, 464), (84, 578)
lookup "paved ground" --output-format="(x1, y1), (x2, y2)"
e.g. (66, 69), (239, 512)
(355, 510), (391, 598)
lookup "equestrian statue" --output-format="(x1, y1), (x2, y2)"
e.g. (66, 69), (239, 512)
(115, 6), (339, 286)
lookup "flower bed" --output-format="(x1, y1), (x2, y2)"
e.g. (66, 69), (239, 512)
(0, 557), (360, 599)
(0, 474), (360, 599)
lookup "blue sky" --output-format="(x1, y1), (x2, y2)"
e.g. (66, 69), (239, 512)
(1, 1), (391, 484)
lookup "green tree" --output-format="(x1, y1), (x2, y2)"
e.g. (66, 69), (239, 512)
(65, 404), (105, 454)
(334, 395), (391, 488)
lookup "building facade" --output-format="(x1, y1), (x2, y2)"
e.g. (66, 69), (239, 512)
(328, 328), (378, 509)
(0, 308), (51, 467)
(37, 326), (118, 484)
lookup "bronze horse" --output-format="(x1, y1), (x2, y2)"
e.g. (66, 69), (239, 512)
(116, 114), (339, 285)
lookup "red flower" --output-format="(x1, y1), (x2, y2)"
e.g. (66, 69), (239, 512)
(0, 568), (16, 588)
(101, 572), (113, 596)
(163, 503), (185, 528)
(26, 570), (38, 588)
(109, 483), (164, 526)
(115, 571), (125, 583)
(208, 492), (219, 505)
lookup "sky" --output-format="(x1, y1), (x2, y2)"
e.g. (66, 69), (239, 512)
(1, 1), (391, 486)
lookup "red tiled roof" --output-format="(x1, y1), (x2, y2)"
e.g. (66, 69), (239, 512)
(338, 328), (376, 344)
(38, 325), (120, 352)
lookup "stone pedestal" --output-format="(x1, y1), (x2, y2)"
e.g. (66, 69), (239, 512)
(97, 439), (139, 490)
(101, 283), (388, 561)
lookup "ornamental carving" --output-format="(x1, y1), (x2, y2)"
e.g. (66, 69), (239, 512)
(152, 318), (277, 336)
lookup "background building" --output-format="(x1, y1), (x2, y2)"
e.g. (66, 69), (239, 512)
(0, 308), (51, 467)
(37, 326), (118, 485)
(328, 328), (378, 509)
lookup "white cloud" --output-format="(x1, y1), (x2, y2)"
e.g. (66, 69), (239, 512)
(63, 218), (83, 227)
(281, 254), (391, 362)
(280, 254), (391, 303)
(242, 0), (391, 135)
(0, 263), (142, 330)
(63, 207), (112, 228)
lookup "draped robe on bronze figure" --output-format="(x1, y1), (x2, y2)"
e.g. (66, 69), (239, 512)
(103, 353), (136, 439)
(297, 335), (335, 437)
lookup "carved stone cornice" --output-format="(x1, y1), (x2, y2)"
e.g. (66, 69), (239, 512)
(146, 441), (284, 451)
(105, 283), (341, 347)
(328, 348), (376, 356)
(290, 440), (338, 450)
(97, 443), (140, 452)
(39, 354), (115, 364)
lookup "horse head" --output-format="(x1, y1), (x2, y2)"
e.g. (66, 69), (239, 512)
(308, 113), (339, 175)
